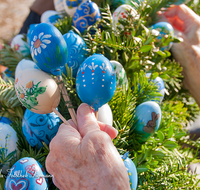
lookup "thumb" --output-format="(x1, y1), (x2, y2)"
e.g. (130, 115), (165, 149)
(77, 103), (118, 139)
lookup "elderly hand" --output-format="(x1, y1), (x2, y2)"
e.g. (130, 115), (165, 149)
(46, 103), (131, 190)
(158, 4), (200, 106)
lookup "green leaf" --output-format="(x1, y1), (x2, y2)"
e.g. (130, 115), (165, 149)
(168, 125), (173, 138)
(163, 141), (178, 150)
(174, 132), (186, 139)
(139, 45), (153, 52)
(137, 165), (149, 173)
(157, 131), (164, 143)
(151, 150), (165, 158)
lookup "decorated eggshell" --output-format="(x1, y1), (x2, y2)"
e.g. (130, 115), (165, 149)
(30, 23), (68, 75)
(132, 101), (162, 142)
(0, 116), (12, 125)
(22, 109), (61, 149)
(15, 59), (40, 77)
(151, 22), (174, 51)
(76, 54), (116, 111)
(96, 103), (113, 126)
(72, 0), (101, 34)
(0, 122), (18, 174)
(11, 34), (30, 57)
(27, 24), (38, 48)
(112, 4), (137, 31)
(64, 0), (87, 16)
(63, 30), (88, 77)
(110, 60), (128, 88)
(4, 157), (48, 190)
(121, 152), (138, 190)
(110, 0), (132, 9)
(15, 68), (61, 114)
(146, 73), (165, 103)
(54, 0), (65, 13)
(41, 10), (62, 24)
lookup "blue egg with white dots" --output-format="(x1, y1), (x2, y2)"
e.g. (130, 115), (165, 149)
(22, 109), (61, 149)
(76, 54), (116, 111)
(63, 30), (88, 77)
(72, 0), (101, 34)
(121, 152), (138, 190)
(151, 22), (174, 51)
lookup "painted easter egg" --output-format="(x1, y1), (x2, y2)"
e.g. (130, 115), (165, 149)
(30, 23), (68, 75)
(112, 4), (137, 31)
(0, 116), (12, 125)
(15, 68), (61, 114)
(11, 34), (30, 57)
(96, 103), (113, 126)
(151, 22), (174, 51)
(27, 24), (38, 48)
(146, 73), (165, 103)
(110, 0), (132, 9)
(41, 10), (62, 24)
(131, 101), (162, 142)
(121, 152), (138, 190)
(64, 0), (87, 16)
(4, 157), (48, 190)
(63, 30), (88, 77)
(110, 60), (128, 88)
(72, 0), (101, 34)
(15, 59), (40, 77)
(22, 109), (61, 149)
(76, 54), (116, 111)
(0, 122), (18, 174)
(54, 0), (65, 13)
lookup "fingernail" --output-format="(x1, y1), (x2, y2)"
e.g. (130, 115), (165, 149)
(79, 103), (92, 116)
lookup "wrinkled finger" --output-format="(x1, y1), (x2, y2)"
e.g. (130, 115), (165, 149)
(97, 121), (118, 139)
(77, 103), (101, 137)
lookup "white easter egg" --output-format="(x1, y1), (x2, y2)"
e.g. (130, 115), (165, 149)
(15, 59), (40, 77)
(11, 34), (30, 57)
(112, 4), (137, 31)
(97, 103), (113, 126)
(54, 0), (65, 12)
(0, 122), (18, 174)
(41, 10), (62, 24)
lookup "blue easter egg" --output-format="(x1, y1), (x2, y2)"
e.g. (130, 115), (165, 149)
(0, 117), (12, 125)
(151, 22), (174, 51)
(72, 0), (101, 33)
(27, 24), (38, 48)
(76, 54), (116, 111)
(0, 122), (18, 174)
(15, 59), (40, 77)
(63, 30), (88, 77)
(121, 152), (138, 190)
(4, 157), (48, 190)
(41, 10), (62, 24)
(146, 73), (165, 103)
(30, 23), (68, 75)
(22, 109), (61, 149)
(132, 101), (162, 142)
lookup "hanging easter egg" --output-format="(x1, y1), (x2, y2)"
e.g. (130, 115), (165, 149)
(22, 109), (61, 149)
(146, 73), (165, 103)
(131, 101), (162, 142)
(150, 22), (174, 51)
(54, 0), (65, 13)
(30, 23), (68, 75)
(112, 4), (137, 31)
(96, 103), (113, 126)
(4, 157), (48, 190)
(15, 68), (61, 114)
(41, 10), (62, 25)
(64, 0), (87, 16)
(110, 60), (128, 88)
(27, 24), (38, 48)
(11, 34), (30, 57)
(72, 0), (101, 34)
(110, 0), (132, 9)
(121, 152), (138, 190)
(76, 54), (116, 111)
(0, 122), (18, 174)
(63, 30), (88, 77)
(15, 59), (40, 77)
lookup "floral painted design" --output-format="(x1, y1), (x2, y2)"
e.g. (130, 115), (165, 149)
(16, 80), (47, 111)
(66, 0), (83, 8)
(30, 32), (51, 56)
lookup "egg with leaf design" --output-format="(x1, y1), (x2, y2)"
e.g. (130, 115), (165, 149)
(22, 109), (61, 149)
